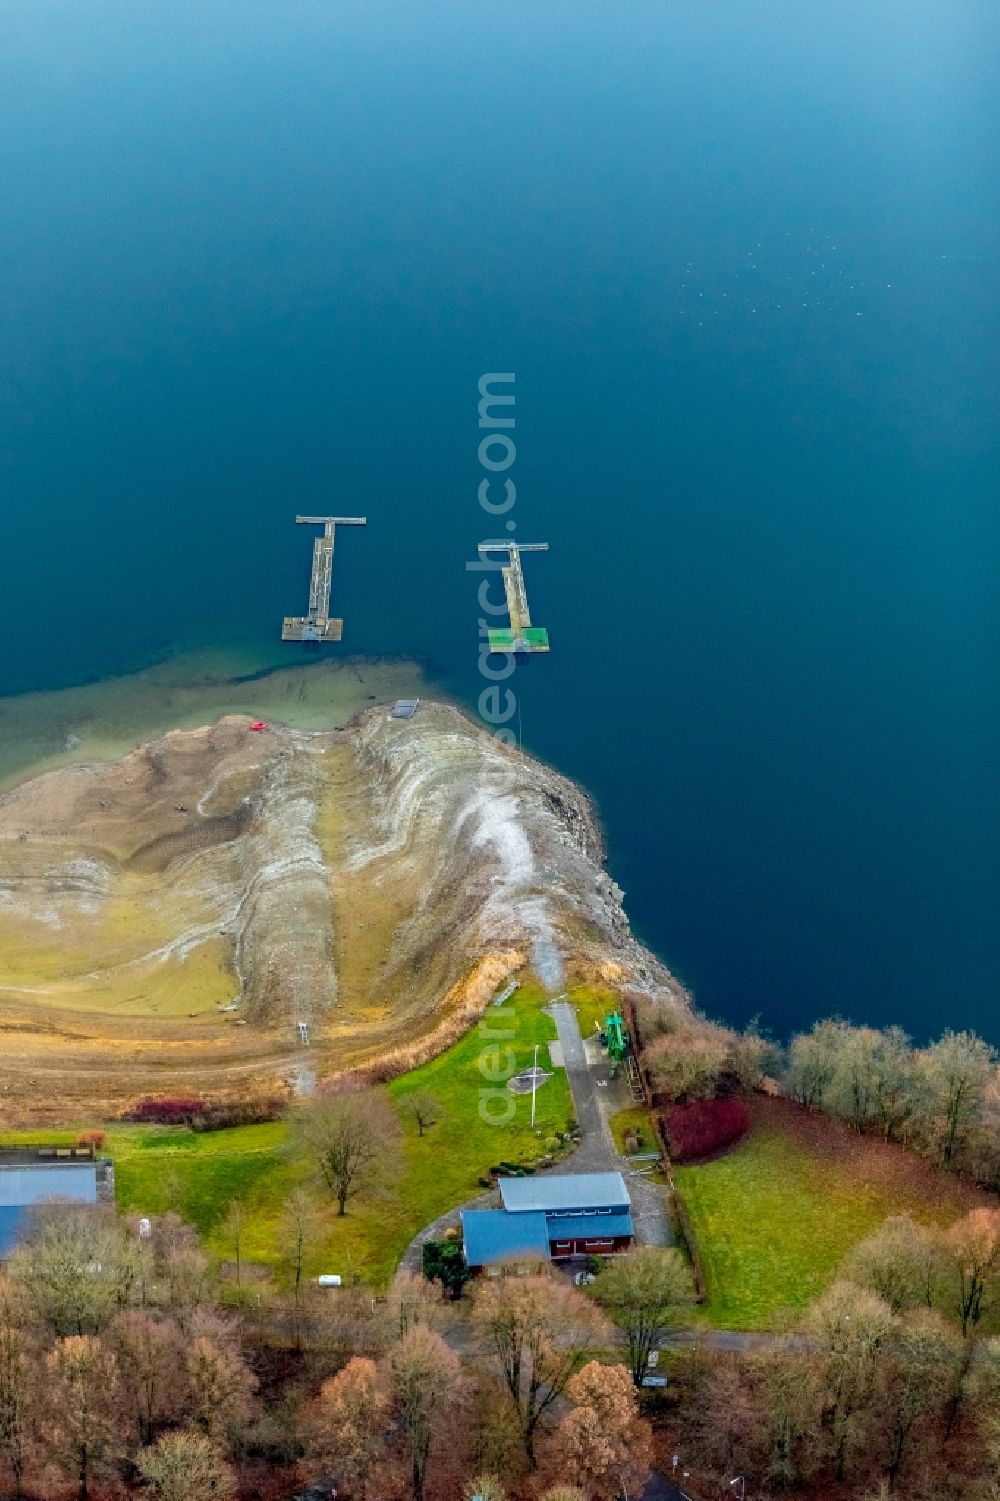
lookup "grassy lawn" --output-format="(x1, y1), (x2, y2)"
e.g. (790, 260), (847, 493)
(566, 982), (618, 1040)
(609, 1105), (656, 1157)
(674, 1097), (993, 1330)
(1, 983), (573, 1287)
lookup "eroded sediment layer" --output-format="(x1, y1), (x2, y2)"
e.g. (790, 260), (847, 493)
(0, 701), (688, 1120)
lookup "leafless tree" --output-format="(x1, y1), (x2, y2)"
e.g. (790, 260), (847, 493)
(111, 1309), (188, 1445)
(137, 1427), (237, 1501)
(473, 1271), (609, 1463)
(222, 1199), (248, 1287)
(387, 1323), (462, 1501)
(42, 1334), (124, 1501)
(294, 1087), (401, 1216)
(801, 1280), (895, 1482)
(399, 1089), (443, 1137)
(881, 1309), (961, 1488)
(186, 1334), (257, 1451)
(914, 1030), (995, 1168)
(595, 1246), (694, 1384)
(279, 1187), (322, 1350)
(944, 1207), (1000, 1337)
(10, 1205), (138, 1338)
(840, 1215), (943, 1313)
(0, 1278), (31, 1498)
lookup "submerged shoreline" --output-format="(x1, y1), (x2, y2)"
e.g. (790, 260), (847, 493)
(0, 643), (430, 793)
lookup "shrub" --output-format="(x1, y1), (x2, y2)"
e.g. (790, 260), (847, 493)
(125, 1095), (205, 1125)
(663, 1097), (750, 1163)
(190, 1096), (284, 1131)
(75, 1129), (106, 1151)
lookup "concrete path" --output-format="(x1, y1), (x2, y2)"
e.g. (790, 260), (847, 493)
(546, 1000), (673, 1249)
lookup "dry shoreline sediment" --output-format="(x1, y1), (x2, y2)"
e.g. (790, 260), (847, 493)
(0, 678), (688, 1123)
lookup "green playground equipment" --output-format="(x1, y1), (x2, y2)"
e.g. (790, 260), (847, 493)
(604, 1011), (628, 1062)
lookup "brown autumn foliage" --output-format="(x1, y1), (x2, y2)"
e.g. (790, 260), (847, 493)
(546, 1360), (652, 1501)
(473, 1272), (611, 1464)
(310, 1356), (390, 1501)
(41, 1334), (125, 1501)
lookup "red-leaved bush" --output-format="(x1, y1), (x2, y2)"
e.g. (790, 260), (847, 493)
(125, 1095), (205, 1125)
(664, 1097), (750, 1163)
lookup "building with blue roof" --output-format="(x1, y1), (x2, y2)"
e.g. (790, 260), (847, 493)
(462, 1172), (635, 1270)
(461, 1210), (551, 1269)
(0, 1149), (110, 1261)
(499, 1171), (630, 1216)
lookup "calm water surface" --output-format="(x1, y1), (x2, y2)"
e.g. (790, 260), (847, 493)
(1, 1), (997, 1041)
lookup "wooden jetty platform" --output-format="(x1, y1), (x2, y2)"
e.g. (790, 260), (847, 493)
(478, 541), (550, 653)
(282, 516), (366, 643)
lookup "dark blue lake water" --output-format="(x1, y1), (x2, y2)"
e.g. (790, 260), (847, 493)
(1, 1), (997, 1042)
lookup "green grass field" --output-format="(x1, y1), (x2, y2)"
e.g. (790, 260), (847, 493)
(674, 1098), (991, 1330)
(1, 984), (574, 1287)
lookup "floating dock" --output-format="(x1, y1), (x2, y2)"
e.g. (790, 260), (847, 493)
(478, 541), (550, 653)
(282, 516), (366, 643)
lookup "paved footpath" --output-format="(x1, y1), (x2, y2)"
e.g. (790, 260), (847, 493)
(546, 999), (673, 1249)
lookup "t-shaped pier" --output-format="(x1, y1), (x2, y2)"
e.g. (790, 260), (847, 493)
(282, 515), (366, 643)
(478, 541), (550, 653)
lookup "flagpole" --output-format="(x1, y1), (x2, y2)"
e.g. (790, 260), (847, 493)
(531, 1042), (539, 1127)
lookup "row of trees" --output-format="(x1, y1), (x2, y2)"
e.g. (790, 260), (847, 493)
(0, 1208), (253, 1500)
(311, 1266), (662, 1501)
(671, 1208), (1000, 1498)
(0, 1191), (700, 1501)
(786, 1020), (999, 1178)
(634, 989), (1000, 1186)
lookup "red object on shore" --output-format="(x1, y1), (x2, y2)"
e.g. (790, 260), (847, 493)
(250, 720), (268, 732)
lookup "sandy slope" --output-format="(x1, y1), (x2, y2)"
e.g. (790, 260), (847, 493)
(0, 701), (687, 1123)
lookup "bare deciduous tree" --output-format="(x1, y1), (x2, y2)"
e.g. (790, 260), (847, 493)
(882, 1309), (961, 1487)
(399, 1089), (443, 1137)
(387, 1270), (444, 1339)
(915, 1030), (995, 1168)
(279, 1187), (322, 1350)
(643, 1023), (731, 1102)
(222, 1199), (248, 1287)
(840, 1215), (943, 1314)
(312, 1356), (388, 1501)
(387, 1323), (462, 1501)
(595, 1246), (694, 1384)
(0, 1278), (31, 1498)
(944, 1207), (1000, 1337)
(11, 1205), (137, 1338)
(473, 1272), (609, 1463)
(802, 1280), (895, 1482)
(111, 1310), (188, 1446)
(43, 1334), (124, 1501)
(137, 1427), (237, 1501)
(785, 1019), (849, 1110)
(186, 1335), (257, 1450)
(294, 1088), (401, 1216)
(152, 1215), (213, 1334)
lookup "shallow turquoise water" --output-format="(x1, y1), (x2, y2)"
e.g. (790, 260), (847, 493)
(0, 1), (997, 1040)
